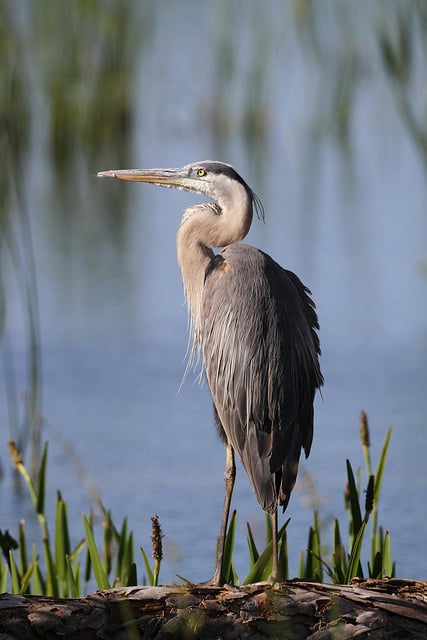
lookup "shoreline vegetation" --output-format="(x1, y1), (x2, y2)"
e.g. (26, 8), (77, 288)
(3, 414), (425, 639)
(1, 412), (393, 596)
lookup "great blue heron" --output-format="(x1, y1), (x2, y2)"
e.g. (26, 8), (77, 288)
(97, 160), (323, 585)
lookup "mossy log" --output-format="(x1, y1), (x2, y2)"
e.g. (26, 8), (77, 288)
(0, 579), (426, 639)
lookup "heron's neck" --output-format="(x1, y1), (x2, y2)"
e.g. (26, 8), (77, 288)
(176, 192), (253, 365)
(177, 213), (214, 360)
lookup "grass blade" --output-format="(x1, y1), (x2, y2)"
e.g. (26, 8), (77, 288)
(55, 492), (71, 582)
(9, 550), (20, 593)
(298, 551), (305, 579)
(332, 518), (347, 584)
(121, 530), (135, 585)
(303, 527), (315, 580)
(345, 520), (366, 582)
(382, 530), (393, 578)
(102, 511), (114, 577)
(82, 514), (110, 590)
(43, 537), (58, 597)
(0, 557), (9, 593)
(140, 546), (154, 586)
(31, 544), (43, 595)
(243, 519), (289, 584)
(36, 443), (49, 516)
(242, 540), (273, 584)
(373, 427), (392, 503)
(277, 525), (289, 581)
(83, 511), (94, 585)
(65, 555), (81, 598)
(310, 512), (323, 582)
(18, 519), (28, 577)
(20, 560), (35, 594)
(116, 517), (128, 580)
(246, 521), (259, 566)
(346, 459), (362, 541)
(222, 510), (237, 584)
(127, 562), (137, 587)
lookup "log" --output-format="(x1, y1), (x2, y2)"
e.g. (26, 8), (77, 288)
(0, 578), (426, 639)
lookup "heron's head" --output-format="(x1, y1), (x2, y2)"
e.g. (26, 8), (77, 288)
(97, 160), (264, 221)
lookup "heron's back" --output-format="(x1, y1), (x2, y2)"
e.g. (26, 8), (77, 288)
(202, 243), (322, 513)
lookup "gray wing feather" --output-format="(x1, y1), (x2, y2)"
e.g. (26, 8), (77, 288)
(202, 244), (322, 514)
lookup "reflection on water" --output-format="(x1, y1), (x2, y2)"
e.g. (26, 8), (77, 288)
(1, 1), (427, 584)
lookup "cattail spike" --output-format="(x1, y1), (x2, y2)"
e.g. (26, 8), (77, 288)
(7, 440), (24, 466)
(151, 515), (163, 562)
(360, 411), (370, 449)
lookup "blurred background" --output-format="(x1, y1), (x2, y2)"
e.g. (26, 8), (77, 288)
(1, 0), (426, 585)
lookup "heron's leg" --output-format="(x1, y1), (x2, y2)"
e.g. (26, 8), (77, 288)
(270, 508), (279, 582)
(212, 441), (236, 586)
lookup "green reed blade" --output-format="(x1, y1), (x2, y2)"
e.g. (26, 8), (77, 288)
(332, 518), (347, 583)
(242, 539), (273, 584)
(82, 514), (110, 590)
(278, 526), (289, 581)
(31, 544), (42, 595)
(116, 517), (128, 578)
(244, 518), (290, 583)
(65, 555), (81, 598)
(9, 550), (20, 594)
(43, 536), (58, 597)
(373, 427), (392, 503)
(140, 546), (154, 586)
(382, 530), (393, 577)
(127, 562), (137, 587)
(218, 509), (237, 584)
(346, 459), (362, 541)
(298, 550), (305, 579)
(0, 557), (8, 593)
(18, 519), (28, 576)
(69, 538), (86, 562)
(119, 530), (135, 585)
(20, 560), (35, 594)
(345, 520), (366, 582)
(246, 521), (259, 566)
(306, 514), (323, 582)
(35, 443), (49, 516)
(102, 511), (114, 577)
(55, 492), (70, 581)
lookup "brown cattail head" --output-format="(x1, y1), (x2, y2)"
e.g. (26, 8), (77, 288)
(360, 411), (370, 449)
(7, 440), (23, 466)
(151, 515), (163, 561)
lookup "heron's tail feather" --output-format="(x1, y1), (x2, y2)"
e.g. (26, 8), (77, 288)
(273, 423), (304, 512)
(240, 422), (277, 514)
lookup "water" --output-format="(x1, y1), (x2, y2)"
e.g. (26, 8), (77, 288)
(1, 1), (426, 586)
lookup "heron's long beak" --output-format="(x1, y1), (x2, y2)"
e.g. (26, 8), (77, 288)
(97, 167), (185, 188)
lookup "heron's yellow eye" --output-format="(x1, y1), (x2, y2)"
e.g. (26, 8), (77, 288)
(197, 168), (207, 177)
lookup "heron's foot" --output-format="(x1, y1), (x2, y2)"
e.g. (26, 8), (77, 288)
(196, 566), (238, 589)
(210, 562), (227, 587)
(211, 567), (225, 588)
(197, 578), (223, 588)
(195, 577), (237, 590)
(266, 573), (284, 591)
